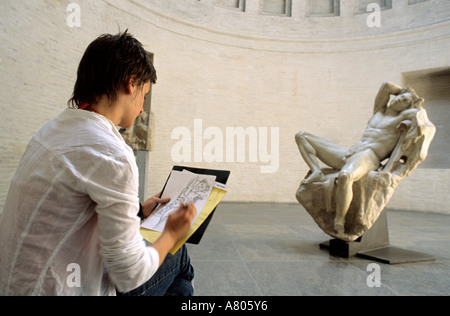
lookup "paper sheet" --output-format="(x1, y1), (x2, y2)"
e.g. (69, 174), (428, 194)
(141, 170), (216, 232)
(140, 182), (229, 254)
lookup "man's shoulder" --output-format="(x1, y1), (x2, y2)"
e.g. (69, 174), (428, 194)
(37, 109), (133, 161)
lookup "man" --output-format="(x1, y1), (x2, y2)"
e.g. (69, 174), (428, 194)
(0, 31), (197, 296)
(295, 82), (424, 235)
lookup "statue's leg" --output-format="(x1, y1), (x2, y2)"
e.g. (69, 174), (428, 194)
(295, 131), (346, 182)
(334, 149), (379, 234)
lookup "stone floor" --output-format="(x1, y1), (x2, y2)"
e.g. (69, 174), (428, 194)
(186, 202), (450, 296)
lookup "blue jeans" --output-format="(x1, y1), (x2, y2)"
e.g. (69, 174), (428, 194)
(117, 245), (194, 296)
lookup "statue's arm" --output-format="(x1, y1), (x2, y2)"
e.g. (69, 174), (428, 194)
(373, 81), (403, 114)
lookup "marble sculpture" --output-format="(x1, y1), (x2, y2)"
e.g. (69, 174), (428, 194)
(295, 82), (436, 241)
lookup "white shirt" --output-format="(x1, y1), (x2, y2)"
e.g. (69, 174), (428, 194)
(0, 109), (159, 296)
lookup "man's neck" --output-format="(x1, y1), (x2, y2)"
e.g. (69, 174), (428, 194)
(90, 96), (122, 126)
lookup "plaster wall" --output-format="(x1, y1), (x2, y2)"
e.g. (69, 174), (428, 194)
(1, 0), (449, 213)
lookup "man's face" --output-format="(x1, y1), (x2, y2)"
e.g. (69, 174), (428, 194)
(389, 92), (413, 112)
(135, 81), (151, 116)
(122, 81), (151, 128)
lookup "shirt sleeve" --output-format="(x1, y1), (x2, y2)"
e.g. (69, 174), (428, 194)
(84, 154), (159, 293)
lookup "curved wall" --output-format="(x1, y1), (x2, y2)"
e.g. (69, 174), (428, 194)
(1, 0), (449, 213)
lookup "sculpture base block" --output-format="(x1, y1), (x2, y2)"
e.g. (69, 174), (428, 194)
(357, 246), (436, 264)
(320, 242), (436, 264)
(319, 210), (436, 264)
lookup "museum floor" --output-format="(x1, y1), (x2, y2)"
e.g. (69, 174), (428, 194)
(186, 202), (450, 296)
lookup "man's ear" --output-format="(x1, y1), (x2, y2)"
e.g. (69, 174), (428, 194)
(125, 75), (138, 95)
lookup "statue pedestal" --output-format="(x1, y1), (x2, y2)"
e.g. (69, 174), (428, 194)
(320, 210), (436, 264)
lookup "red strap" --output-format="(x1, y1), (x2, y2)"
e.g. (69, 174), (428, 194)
(79, 103), (99, 114)
(79, 102), (90, 110)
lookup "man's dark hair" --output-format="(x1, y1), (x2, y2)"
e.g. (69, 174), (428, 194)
(68, 30), (157, 108)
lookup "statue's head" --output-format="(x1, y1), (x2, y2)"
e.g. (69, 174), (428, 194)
(389, 87), (424, 112)
(195, 179), (210, 192)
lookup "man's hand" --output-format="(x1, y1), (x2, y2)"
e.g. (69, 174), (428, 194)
(141, 192), (170, 218)
(149, 202), (197, 266)
(163, 202), (197, 244)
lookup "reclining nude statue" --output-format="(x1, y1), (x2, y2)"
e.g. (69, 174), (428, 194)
(295, 82), (436, 241)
